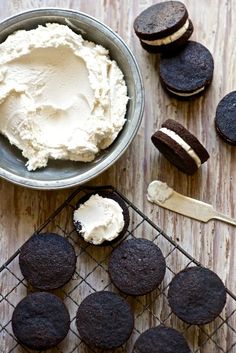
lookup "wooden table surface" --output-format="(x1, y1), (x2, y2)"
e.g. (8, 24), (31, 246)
(0, 0), (235, 352)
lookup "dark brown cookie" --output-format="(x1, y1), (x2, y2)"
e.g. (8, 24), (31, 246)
(108, 238), (166, 296)
(133, 326), (191, 353)
(168, 267), (226, 325)
(139, 20), (193, 53)
(76, 291), (134, 349)
(19, 232), (76, 290)
(73, 190), (129, 246)
(151, 119), (209, 175)
(215, 91), (236, 145)
(162, 119), (210, 163)
(134, 1), (193, 53)
(159, 41), (214, 98)
(12, 292), (70, 350)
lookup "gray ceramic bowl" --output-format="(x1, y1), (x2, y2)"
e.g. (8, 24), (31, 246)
(0, 8), (144, 189)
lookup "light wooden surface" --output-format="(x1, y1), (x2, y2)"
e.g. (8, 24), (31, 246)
(0, 0), (236, 352)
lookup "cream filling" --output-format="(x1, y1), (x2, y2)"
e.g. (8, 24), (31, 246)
(141, 19), (189, 46)
(147, 180), (173, 204)
(159, 127), (201, 168)
(167, 86), (205, 97)
(0, 23), (128, 171)
(73, 194), (125, 245)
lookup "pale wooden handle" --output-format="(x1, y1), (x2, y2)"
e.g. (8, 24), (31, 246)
(213, 212), (236, 226)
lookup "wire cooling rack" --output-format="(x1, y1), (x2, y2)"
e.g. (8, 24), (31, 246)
(0, 185), (236, 353)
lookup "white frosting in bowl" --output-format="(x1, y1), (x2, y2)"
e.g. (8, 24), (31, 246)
(73, 194), (125, 245)
(0, 23), (128, 171)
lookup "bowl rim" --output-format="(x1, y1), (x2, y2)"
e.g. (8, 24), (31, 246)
(0, 7), (144, 189)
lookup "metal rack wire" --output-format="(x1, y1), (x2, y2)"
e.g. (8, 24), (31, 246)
(0, 185), (236, 353)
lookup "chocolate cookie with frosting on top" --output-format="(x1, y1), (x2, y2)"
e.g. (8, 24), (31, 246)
(73, 190), (129, 246)
(215, 91), (236, 145)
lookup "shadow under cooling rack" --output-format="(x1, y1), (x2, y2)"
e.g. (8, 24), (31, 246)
(0, 185), (236, 353)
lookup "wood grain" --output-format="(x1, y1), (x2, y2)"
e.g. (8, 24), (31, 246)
(0, 0), (235, 352)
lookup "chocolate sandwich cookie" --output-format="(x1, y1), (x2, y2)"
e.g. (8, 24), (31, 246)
(134, 1), (193, 53)
(12, 292), (70, 350)
(168, 267), (226, 325)
(133, 326), (191, 353)
(76, 291), (134, 349)
(215, 91), (236, 145)
(19, 232), (76, 290)
(73, 190), (129, 246)
(108, 238), (166, 296)
(159, 41), (214, 98)
(151, 119), (209, 175)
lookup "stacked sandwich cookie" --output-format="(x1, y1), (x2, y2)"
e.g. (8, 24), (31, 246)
(159, 41), (214, 98)
(151, 119), (209, 175)
(134, 1), (214, 99)
(133, 1), (193, 53)
(215, 91), (236, 145)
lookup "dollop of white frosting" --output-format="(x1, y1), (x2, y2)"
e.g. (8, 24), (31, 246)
(73, 194), (125, 245)
(147, 180), (173, 203)
(0, 23), (128, 171)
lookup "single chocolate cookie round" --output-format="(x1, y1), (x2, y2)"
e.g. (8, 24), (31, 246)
(151, 119), (209, 175)
(159, 41), (214, 98)
(12, 292), (70, 350)
(108, 238), (166, 296)
(73, 190), (130, 246)
(19, 232), (76, 290)
(168, 267), (226, 325)
(133, 326), (191, 353)
(76, 291), (134, 349)
(134, 1), (193, 53)
(215, 91), (236, 145)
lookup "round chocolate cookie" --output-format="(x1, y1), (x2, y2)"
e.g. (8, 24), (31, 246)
(108, 238), (166, 296)
(168, 267), (226, 325)
(12, 292), (70, 350)
(215, 91), (236, 145)
(134, 1), (193, 53)
(76, 291), (134, 349)
(151, 119), (209, 175)
(73, 190), (130, 246)
(133, 326), (191, 353)
(159, 41), (214, 98)
(19, 232), (76, 290)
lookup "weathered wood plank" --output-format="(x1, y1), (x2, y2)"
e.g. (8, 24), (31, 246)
(0, 1), (235, 352)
